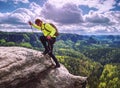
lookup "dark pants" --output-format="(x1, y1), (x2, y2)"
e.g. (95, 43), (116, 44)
(39, 36), (60, 66)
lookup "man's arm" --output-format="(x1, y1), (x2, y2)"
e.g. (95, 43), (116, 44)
(28, 21), (41, 30)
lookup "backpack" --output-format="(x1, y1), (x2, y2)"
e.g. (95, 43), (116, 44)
(44, 23), (59, 36)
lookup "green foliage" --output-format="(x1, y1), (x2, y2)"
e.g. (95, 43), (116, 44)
(98, 64), (120, 88)
(5, 42), (16, 46)
(83, 48), (120, 64)
(20, 42), (32, 48)
(0, 39), (6, 45)
(23, 34), (30, 42)
(55, 40), (69, 49)
(57, 50), (102, 77)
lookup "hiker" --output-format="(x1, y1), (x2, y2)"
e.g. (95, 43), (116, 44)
(28, 19), (60, 68)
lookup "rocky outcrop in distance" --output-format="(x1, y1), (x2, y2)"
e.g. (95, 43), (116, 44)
(0, 47), (87, 88)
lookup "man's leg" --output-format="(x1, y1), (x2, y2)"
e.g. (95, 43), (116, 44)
(47, 38), (60, 68)
(39, 36), (49, 55)
(48, 52), (60, 68)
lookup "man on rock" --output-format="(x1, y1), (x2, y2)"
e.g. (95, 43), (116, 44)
(28, 19), (60, 68)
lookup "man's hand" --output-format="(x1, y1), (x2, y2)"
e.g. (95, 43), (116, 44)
(46, 36), (51, 39)
(28, 21), (33, 25)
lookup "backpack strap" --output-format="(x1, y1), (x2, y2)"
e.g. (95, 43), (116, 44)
(43, 23), (50, 32)
(44, 23), (59, 37)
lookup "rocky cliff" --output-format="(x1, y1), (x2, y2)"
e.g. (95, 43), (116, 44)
(0, 47), (87, 88)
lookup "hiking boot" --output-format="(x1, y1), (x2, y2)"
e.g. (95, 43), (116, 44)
(42, 50), (49, 55)
(48, 50), (52, 54)
(54, 64), (60, 68)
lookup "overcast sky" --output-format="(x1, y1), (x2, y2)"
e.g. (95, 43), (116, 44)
(0, 0), (120, 35)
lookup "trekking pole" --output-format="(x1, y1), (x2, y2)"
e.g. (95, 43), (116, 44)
(30, 25), (34, 50)
(31, 25), (33, 33)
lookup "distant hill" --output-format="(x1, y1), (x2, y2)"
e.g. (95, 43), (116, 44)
(0, 31), (120, 48)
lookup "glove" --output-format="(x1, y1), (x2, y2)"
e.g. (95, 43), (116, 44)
(28, 21), (32, 25)
(46, 36), (51, 40)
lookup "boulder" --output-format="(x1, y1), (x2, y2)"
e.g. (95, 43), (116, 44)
(0, 47), (87, 88)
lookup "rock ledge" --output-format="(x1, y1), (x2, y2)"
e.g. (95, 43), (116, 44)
(0, 47), (87, 88)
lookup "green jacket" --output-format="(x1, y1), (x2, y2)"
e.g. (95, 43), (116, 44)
(32, 23), (56, 37)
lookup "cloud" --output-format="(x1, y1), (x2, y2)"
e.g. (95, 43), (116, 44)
(106, 11), (120, 23)
(105, 11), (120, 30)
(47, 0), (116, 13)
(0, 0), (7, 2)
(29, 2), (42, 17)
(41, 3), (83, 24)
(0, 2), (43, 30)
(85, 12), (110, 24)
(13, 0), (29, 4)
(0, 0), (29, 4)
(0, 8), (36, 31)
(0, 8), (32, 24)
(0, 0), (119, 35)
(95, 0), (115, 13)
(83, 10), (119, 28)
(81, 11), (120, 34)
(118, 2), (120, 6)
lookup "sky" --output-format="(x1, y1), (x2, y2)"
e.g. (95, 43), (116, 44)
(0, 0), (120, 35)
